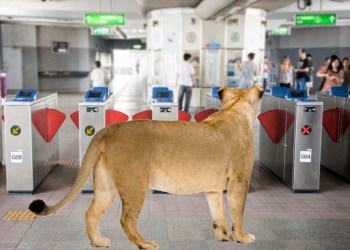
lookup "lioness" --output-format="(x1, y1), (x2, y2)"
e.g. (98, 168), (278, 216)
(29, 85), (264, 249)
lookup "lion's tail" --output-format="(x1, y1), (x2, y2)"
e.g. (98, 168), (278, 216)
(29, 128), (107, 216)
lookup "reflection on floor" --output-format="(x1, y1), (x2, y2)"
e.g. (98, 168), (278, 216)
(0, 88), (349, 249)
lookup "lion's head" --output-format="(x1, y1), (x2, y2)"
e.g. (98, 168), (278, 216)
(218, 85), (264, 116)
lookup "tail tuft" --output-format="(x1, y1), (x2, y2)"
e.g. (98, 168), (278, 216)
(29, 199), (46, 215)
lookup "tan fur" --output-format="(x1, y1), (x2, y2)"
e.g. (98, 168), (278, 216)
(31, 85), (263, 249)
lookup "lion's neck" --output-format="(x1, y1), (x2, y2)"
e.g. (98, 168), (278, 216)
(205, 103), (256, 129)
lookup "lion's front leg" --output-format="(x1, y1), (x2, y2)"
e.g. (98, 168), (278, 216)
(226, 177), (255, 243)
(205, 191), (230, 241)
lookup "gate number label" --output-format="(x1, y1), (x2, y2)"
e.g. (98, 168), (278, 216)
(11, 151), (23, 163)
(300, 150), (312, 163)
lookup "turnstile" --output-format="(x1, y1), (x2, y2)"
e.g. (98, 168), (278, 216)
(151, 87), (178, 121)
(2, 92), (64, 192)
(259, 89), (323, 192)
(316, 89), (350, 181)
(79, 89), (114, 192)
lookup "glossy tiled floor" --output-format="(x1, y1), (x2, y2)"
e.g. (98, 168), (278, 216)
(0, 78), (349, 249)
(1, 160), (350, 249)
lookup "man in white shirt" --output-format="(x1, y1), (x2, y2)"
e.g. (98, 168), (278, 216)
(177, 53), (195, 113)
(90, 61), (106, 88)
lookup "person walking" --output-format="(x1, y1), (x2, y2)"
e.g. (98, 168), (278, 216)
(317, 57), (331, 90)
(342, 57), (350, 88)
(317, 55), (344, 92)
(306, 53), (314, 96)
(262, 56), (271, 90)
(90, 61), (106, 88)
(294, 48), (310, 90)
(177, 53), (195, 113)
(237, 52), (258, 88)
(279, 56), (294, 89)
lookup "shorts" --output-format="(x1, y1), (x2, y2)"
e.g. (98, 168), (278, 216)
(306, 76), (313, 87)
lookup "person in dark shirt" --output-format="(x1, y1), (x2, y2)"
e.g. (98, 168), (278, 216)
(306, 54), (314, 96)
(294, 48), (310, 90)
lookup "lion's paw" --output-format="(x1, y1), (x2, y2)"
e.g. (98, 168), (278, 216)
(139, 240), (160, 249)
(214, 231), (231, 242)
(230, 231), (255, 243)
(228, 231), (237, 241)
(91, 237), (112, 247)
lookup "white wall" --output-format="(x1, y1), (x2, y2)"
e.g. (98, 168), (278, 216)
(1, 23), (36, 47)
(37, 26), (89, 49)
(1, 24), (38, 90)
(278, 26), (350, 48)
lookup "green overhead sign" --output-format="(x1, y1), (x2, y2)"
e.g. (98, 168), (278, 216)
(91, 27), (113, 36)
(295, 13), (337, 26)
(132, 44), (142, 50)
(85, 13), (125, 25)
(269, 27), (291, 36)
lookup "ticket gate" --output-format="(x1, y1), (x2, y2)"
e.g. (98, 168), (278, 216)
(205, 87), (222, 110)
(258, 88), (323, 192)
(71, 87), (128, 192)
(151, 87), (178, 121)
(316, 87), (350, 181)
(2, 89), (65, 193)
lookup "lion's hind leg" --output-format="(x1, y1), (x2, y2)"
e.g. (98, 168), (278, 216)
(206, 191), (231, 241)
(86, 158), (117, 247)
(118, 179), (159, 249)
(226, 178), (255, 243)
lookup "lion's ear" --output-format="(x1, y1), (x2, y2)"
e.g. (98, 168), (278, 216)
(218, 86), (227, 100)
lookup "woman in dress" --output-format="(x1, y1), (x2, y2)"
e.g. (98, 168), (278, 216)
(317, 55), (344, 92)
(279, 56), (293, 89)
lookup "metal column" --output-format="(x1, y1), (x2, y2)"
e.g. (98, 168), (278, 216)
(151, 102), (178, 121)
(2, 94), (60, 192)
(151, 87), (178, 121)
(79, 95), (115, 192)
(316, 93), (350, 181)
(259, 94), (323, 191)
(259, 95), (280, 175)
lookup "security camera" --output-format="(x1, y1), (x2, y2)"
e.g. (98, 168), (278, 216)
(297, 0), (312, 10)
(304, 0), (312, 6)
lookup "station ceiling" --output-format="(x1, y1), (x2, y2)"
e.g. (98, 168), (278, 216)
(0, 0), (350, 39)
(0, 0), (297, 20)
